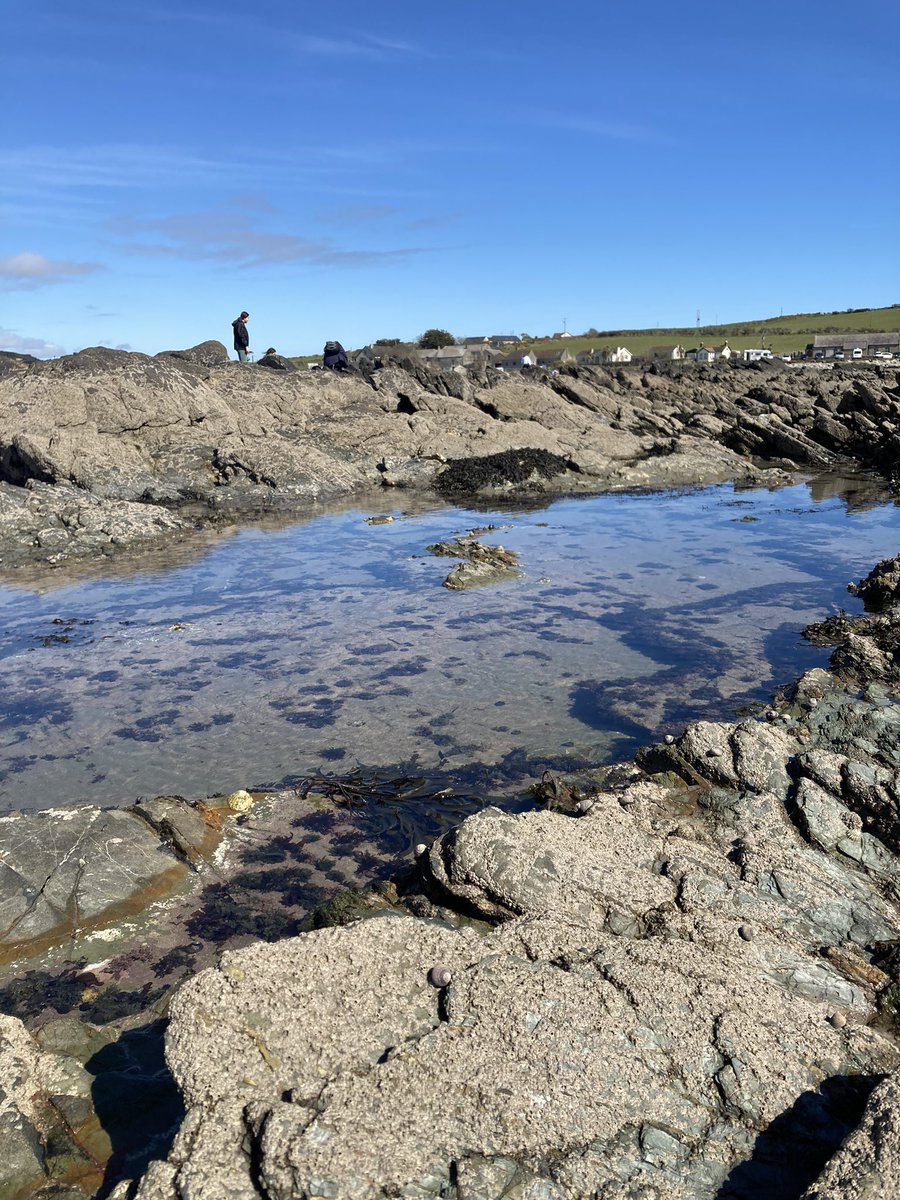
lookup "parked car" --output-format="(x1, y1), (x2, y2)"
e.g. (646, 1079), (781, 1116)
(851, 348), (863, 359)
(874, 351), (893, 359)
(833, 351), (845, 360)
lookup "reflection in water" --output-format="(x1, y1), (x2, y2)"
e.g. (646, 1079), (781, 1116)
(1, 474), (898, 813)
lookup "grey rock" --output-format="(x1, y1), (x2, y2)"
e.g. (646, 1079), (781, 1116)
(793, 777), (858, 852)
(3, 356), (893, 569)
(132, 727), (900, 1199)
(0, 1014), (98, 1199)
(156, 340), (229, 368)
(257, 352), (296, 372)
(0, 804), (194, 955)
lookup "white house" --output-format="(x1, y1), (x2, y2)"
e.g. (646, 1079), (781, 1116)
(742, 348), (773, 362)
(607, 346), (633, 363)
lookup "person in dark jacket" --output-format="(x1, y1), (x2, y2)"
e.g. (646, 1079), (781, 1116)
(323, 340), (349, 370)
(232, 312), (251, 362)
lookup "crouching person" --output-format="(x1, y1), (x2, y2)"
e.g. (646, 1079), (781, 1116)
(323, 340), (349, 370)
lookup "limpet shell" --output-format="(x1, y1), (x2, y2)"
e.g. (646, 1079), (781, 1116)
(226, 789), (253, 813)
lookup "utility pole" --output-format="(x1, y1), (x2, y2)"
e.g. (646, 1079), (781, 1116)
(696, 309), (700, 328)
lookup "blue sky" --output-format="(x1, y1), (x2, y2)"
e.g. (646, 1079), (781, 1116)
(3, 0), (899, 358)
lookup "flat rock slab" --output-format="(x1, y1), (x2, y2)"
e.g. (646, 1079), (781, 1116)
(0, 800), (217, 963)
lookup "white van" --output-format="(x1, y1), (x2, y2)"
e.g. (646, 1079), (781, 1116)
(852, 348), (863, 359)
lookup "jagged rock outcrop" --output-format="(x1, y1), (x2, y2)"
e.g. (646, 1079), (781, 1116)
(0, 480), (188, 568)
(0, 1013), (110, 1198)
(1, 350), (897, 569)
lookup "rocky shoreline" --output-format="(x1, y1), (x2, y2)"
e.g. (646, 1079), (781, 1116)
(1, 341), (899, 572)
(1, 348), (900, 1198)
(0, 552), (898, 1198)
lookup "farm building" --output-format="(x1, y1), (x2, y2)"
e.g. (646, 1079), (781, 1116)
(536, 348), (575, 368)
(497, 350), (537, 369)
(810, 334), (900, 358)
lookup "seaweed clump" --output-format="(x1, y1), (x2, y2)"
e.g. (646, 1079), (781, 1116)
(435, 448), (573, 495)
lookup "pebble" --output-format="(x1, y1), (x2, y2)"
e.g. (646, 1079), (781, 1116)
(575, 798), (594, 816)
(664, 734), (675, 745)
(738, 925), (754, 942)
(414, 843), (428, 858)
(428, 966), (452, 988)
(829, 1011), (847, 1029)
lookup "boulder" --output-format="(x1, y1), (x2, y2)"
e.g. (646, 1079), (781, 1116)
(257, 351), (296, 372)
(156, 340), (229, 368)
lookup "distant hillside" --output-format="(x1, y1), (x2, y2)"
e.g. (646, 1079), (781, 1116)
(524, 305), (900, 359)
(283, 305), (900, 362)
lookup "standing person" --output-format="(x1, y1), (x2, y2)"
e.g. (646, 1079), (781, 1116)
(232, 311), (251, 362)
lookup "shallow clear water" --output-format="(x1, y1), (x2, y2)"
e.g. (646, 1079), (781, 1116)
(1, 474), (898, 814)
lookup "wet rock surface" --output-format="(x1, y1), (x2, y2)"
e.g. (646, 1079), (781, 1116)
(2, 349), (899, 569)
(0, 481), (189, 569)
(427, 534), (523, 590)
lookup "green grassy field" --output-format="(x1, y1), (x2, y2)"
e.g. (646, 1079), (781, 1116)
(522, 305), (900, 359)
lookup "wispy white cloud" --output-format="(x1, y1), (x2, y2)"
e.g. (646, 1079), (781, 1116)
(109, 207), (429, 269)
(527, 112), (669, 144)
(406, 212), (463, 230)
(316, 204), (399, 226)
(0, 145), (357, 199)
(295, 32), (430, 60)
(0, 252), (104, 290)
(0, 143), (443, 204)
(0, 327), (66, 358)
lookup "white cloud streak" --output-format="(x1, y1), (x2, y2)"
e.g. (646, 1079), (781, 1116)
(0, 327), (66, 358)
(0, 252), (104, 289)
(109, 208), (429, 269)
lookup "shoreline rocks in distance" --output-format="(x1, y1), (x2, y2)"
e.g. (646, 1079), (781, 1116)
(0, 345), (898, 570)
